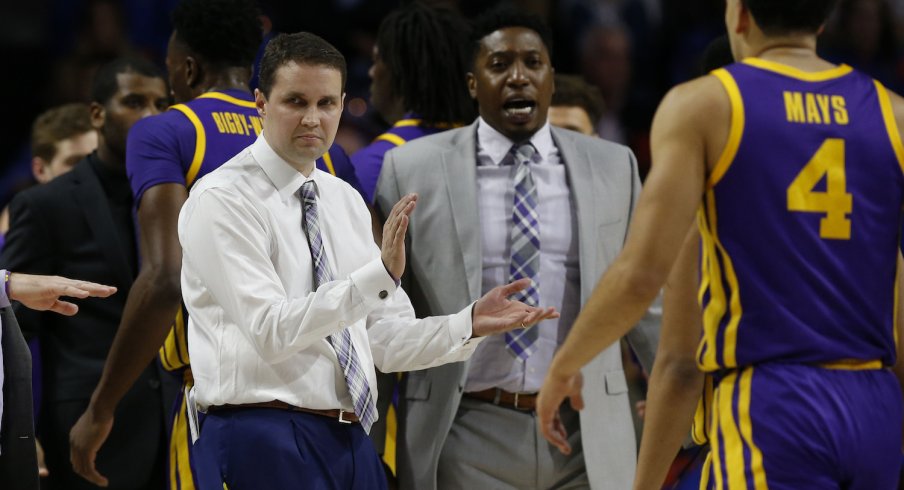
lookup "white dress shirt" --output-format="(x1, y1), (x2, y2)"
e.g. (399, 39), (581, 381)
(466, 118), (581, 393)
(179, 134), (482, 413)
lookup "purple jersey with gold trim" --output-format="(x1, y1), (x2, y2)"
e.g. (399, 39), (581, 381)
(697, 59), (904, 372)
(127, 89), (262, 205)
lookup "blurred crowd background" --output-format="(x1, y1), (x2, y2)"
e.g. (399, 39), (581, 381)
(0, 0), (901, 209)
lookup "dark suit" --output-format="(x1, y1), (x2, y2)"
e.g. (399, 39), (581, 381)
(0, 306), (39, 490)
(1, 156), (167, 489)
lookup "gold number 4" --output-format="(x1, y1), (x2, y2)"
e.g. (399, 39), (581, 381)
(786, 138), (852, 240)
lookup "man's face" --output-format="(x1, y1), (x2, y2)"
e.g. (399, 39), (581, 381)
(34, 131), (98, 183)
(255, 62), (344, 170)
(165, 32), (193, 104)
(99, 72), (169, 161)
(368, 45), (394, 118)
(468, 27), (554, 143)
(549, 105), (595, 135)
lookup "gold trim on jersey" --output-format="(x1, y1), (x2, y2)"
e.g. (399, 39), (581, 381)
(818, 359), (883, 370)
(170, 105), (207, 187)
(159, 307), (190, 371)
(393, 118), (422, 127)
(696, 191), (744, 371)
(321, 150), (337, 176)
(197, 91), (257, 108)
(742, 58), (853, 82)
(708, 69), (745, 189)
(691, 374), (715, 445)
(375, 133), (407, 147)
(711, 369), (769, 490)
(874, 81), (904, 176)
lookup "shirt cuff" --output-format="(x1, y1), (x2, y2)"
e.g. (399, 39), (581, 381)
(447, 302), (483, 353)
(349, 258), (399, 310)
(0, 270), (11, 308)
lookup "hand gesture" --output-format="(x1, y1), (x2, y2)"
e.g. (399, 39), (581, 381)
(8, 273), (116, 315)
(69, 408), (114, 487)
(381, 193), (417, 280)
(538, 370), (585, 455)
(472, 278), (559, 337)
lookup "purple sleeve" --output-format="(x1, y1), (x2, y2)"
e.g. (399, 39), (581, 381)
(126, 112), (192, 207)
(350, 140), (396, 204)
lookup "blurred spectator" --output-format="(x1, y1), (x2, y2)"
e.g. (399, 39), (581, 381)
(549, 73), (603, 135)
(29, 104), (97, 185)
(821, 0), (903, 92)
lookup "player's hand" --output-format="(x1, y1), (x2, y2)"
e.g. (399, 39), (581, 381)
(381, 193), (417, 280)
(8, 273), (116, 315)
(69, 407), (113, 487)
(538, 370), (584, 455)
(36, 438), (48, 477)
(471, 278), (559, 337)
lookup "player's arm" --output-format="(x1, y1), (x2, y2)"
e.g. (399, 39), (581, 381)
(633, 227), (705, 490)
(538, 75), (729, 454)
(70, 183), (187, 486)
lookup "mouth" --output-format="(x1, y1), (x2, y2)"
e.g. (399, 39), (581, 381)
(502, 98), (536, 121)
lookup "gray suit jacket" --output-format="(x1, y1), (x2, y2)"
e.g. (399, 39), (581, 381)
(375, 122), (660, 490)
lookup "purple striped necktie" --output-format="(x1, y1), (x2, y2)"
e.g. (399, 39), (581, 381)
(505, 143), (541, 360)
(299, 180), (377, 432)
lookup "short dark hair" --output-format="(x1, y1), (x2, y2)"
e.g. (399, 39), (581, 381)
(376, 4), (476, 125)
(31, 103), (94, 161)
(172, 0), (261, 68)
(91, 57), (165, 105)
(742, 0), (838, 35)
(258, 32), (347, 98)
(551, 74), (603, 125)
(469, 4), (554, 67)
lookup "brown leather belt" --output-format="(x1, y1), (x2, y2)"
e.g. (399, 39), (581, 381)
(464, 388), (537, 411)
(207, 400), (359, 423)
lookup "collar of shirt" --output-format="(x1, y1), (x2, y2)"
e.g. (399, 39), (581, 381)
(251, 132), (321, 202)
(476, 117), (555, 167)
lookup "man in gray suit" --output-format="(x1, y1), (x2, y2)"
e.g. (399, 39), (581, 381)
(375, 7), (659, 490)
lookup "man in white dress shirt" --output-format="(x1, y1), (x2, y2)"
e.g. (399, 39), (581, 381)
(177, 32), (557, 490)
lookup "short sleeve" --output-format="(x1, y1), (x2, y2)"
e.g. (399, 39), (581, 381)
(126, 112), (192, 206)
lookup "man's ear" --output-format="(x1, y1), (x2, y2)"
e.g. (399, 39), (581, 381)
(32, 157), (50, 184)
(89, 102), (105, 130)
(185, 56), (202, 90)
(467, 72), (477, 99)
(254, 88), (266, 116)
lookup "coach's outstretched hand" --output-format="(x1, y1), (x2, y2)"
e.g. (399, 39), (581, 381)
(8, 272), (117, 315)
(472, 278), (560, 337)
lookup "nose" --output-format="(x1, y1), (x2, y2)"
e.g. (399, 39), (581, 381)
(301, 107), (319, 127)
(506, 61), (529, 88)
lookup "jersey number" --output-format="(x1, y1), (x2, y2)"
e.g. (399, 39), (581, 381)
(786, 138), (852, 240)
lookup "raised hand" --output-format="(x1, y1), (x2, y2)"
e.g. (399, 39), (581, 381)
(8, 273), (116, 315)
(381, 193), (417, 280)
(472, 278), (559, 337)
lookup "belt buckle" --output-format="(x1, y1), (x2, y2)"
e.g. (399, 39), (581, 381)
(513, 392), (520, 410)
(338, 410), (353, 424)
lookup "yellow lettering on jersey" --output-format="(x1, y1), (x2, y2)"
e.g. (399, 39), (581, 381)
(226, 113), (240, 134)
(250, 116), (263, 135)
(805, 93), (822, 124)
(212, 113), (226, 132)
(832, 96), (849, 125)
(784, 91), (805, 123)
(816, 94), (831, 124)
(787, 138), (852, 239)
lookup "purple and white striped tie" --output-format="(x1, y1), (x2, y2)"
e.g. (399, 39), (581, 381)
(299, 181), (377, 432)
(505, 143), (541, 360)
